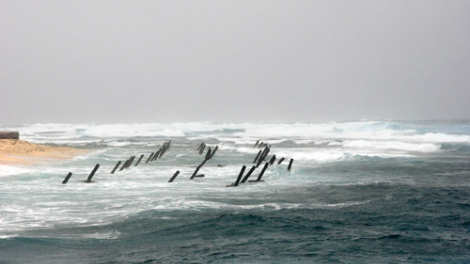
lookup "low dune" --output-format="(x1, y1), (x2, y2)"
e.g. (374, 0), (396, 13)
(0, 139), (88, 165)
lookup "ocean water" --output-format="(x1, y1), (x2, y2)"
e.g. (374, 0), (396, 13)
(1, 120), (470, 263)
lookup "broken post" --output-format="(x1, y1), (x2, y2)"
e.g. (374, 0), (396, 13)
(254, 140), (259, 148)
(277, 157), (285, 164)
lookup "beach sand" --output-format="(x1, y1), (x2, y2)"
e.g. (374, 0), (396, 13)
(0, 139), (88, 165)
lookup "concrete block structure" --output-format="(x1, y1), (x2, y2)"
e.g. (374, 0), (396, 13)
(0, 131), (20, 139)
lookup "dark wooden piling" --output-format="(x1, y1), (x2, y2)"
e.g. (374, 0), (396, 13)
(240, 166), (256, 184)
(199, 143), (206, 155)
(234, 166), (246, 186)
(227, 166), (246, 187)
(249, 162), (268, 182)
(253, 150), (262, 163)
(153, 149), (161, 161)
(277, 157), (285, 164)
(125, 156), (135, 168)
(111, 161), (121, 174)
(85, 164), (100, 183)
(168, 170), (180, 183)
(210, 146), (218, 159)
(254, 140), (259, 148)
(146, 152), (154, 163)
(135, 154), (144, 166)
(62, 172), (73, 184)
(205, 147), (212, 160)
(288, 159), (294, 171)
(119, 159), (130, 171)
(190, 159), (208, 179)
(159, 146), (166, 158)
(197, 142), (204, 151)
(190, 165), (202, 180)
(257, 147), (270, 167)
(260, 146), (270, 160)
(269, 155), (276, 165)
(190, 144), (216, 180)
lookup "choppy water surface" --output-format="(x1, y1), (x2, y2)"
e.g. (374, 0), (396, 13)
(1, 120), (470, 263)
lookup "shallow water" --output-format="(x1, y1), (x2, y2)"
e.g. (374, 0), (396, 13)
(1, 120), (470, 263)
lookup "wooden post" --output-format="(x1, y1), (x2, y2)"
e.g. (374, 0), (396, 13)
(119, 159), (130, 171)
(135, 154), (144, 166)
(197, 142), (204, 151)
(253, 150), (262, 163)
(62, 172), (73, 184)
(125, 156), (135, 168)
(234, 166), (246, 186)
(199, 143), (206, 155)
(240, 166), (256, 184)
(111, 161), (121, 174)
(277, 157), (285, 164)
(190, 159), (208, 179)
(159, 147), (166, 158)
(227, 166), (246, 187)
(288, 159), (294, 171)
(210, 146), (218, 159)
(153, 149), (161, 161)
(146, 152), (154, 163)
(168, 170), (180, 183)
(85, 164), (100, 183)
(249, 162), (268, 182)
(269, 155), (276, 165)
(205, 147), (212, 160)
(257, 147), (270, 167)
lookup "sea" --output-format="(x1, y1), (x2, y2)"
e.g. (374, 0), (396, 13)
(1, 120), (470, 263)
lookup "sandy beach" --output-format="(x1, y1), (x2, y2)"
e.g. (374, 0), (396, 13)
(0, 139), (88, 165)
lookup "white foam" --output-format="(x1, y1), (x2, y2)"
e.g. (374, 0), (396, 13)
(5, 121), (470, 146)
(0, 165), (35, 177)
(1, 120), (469, 237)
(341, 140), (440, 152)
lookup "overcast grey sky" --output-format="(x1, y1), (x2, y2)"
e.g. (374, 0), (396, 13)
(1, 0), (469, 124)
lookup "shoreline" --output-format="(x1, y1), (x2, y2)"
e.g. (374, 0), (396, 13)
(0, 139), (89, 166)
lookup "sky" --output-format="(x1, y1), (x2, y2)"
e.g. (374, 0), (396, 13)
(1, 0), (469, 125)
